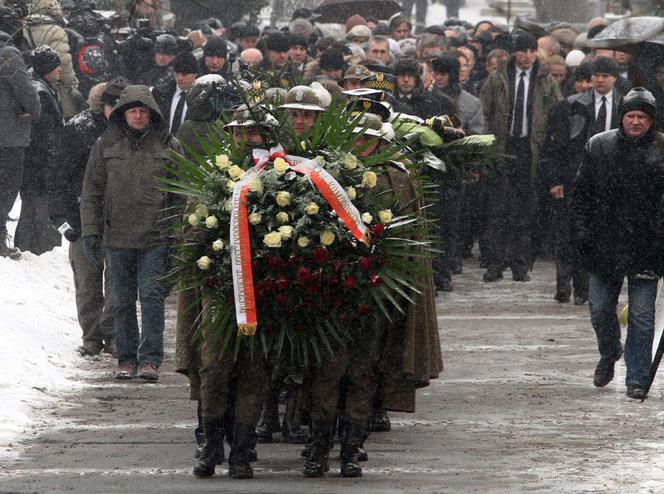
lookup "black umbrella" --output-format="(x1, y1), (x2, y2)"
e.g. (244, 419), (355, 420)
(313, 0), (401, 23)
(588, 16), (664, 49)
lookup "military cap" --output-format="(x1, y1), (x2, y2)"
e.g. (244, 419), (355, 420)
(342, 65), (373, 82)
(278, 85), (325, 111)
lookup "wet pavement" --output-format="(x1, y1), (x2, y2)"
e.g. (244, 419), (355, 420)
(2, 258), (664, 493)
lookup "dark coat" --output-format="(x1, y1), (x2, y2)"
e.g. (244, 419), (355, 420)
(396, 86), (457, 120)
(80, 85), (184, 248)
(570, 127), (664, 276)
(540, 89), (623, 192)
(50, 109), (108, 235)
(0, 44), (41, 148)
(151, 79), (183, 130)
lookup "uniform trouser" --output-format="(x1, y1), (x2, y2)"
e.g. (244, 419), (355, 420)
(588, 272), (658, 387)
(0, 147), (24, 234)
(105, 245), (168, 366)
(483, 138), (535, 273)
(432, 185), (461, 285)
(551, 200), (588, 297)
(199, 342), (266, 424)
(310, 355), (350, 423)
(401, 0), (428, 27)
(69, 238), (114, 348)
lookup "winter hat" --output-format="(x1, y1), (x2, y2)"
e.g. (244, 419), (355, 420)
(431, 55), (460, 76)
(346, 24), (372, 41)
(621, 87), (657, 119)
(590, 56), (618, 77)
(574, 62), (592, 82)
(101, 76), (129, 106)
(392, 57), (420, 77)
(173, 51), (199, 74)
(288, 34), (308, 49)
(345, 14), (367, 33)
(154, 34), (178, 55)
(565, 49), (586, 68)
(204, 36), (227, 58)
(264, 33), (290, 52)
(31, 45), (61, 76)
(320, 48), (347, 71)
(512, 33), (538, 53)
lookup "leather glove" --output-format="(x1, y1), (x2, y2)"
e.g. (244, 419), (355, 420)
(425, 116), (466, 141)
(64, 228), (81, 243)
(83, 235), (102, 268)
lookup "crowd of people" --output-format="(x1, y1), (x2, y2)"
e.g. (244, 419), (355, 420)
(2, 0), (664, 481)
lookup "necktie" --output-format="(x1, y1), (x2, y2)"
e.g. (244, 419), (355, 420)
(513, 72), (526, 137)
(171, 92), (185, 135)
(594, 96), (607, 135)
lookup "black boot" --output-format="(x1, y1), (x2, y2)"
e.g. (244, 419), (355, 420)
(303, 421), (333, 477)
(255, 387), (280, 443)
(281, 390), (308, 444)
(192, 417), (225, 477)
(228, 423), (256, 479)
(0, 230), (20, 260)
(194, 402), (205, 459)
(370, 408), (391, 432)
(340, 421), (367, 477)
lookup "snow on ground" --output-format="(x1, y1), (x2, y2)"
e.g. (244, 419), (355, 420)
(0, 200), (81, 461)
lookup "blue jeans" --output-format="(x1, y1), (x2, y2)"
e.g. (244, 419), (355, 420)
(588, 272), (658, 387)
(106, 246), (169, 367)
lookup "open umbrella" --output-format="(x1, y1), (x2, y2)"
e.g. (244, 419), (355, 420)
(588, 16), (664, 49)
(313, 0), (401, 24)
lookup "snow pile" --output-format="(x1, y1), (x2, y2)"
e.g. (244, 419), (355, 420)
(0, 243), (80, 460)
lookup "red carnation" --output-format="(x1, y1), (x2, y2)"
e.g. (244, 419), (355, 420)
(297, 267), (312, 284)
(359, 256), (372, 272)
(313, 247), (330, 264)
(369, 274), (383, 288)
(288, 255), (299, 266)
(267, 256), (283, 271)
(372, 223), (385, 237)
(344, 275), (356, 289)
(275, 276), (289, 290)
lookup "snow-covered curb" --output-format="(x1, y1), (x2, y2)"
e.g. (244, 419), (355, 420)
(0, 244), (81, 461)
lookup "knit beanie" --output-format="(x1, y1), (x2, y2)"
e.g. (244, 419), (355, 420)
(32, 45), (61, 76)
(590, 56), (619, 77)
(204, 36), (227, 58)
(173, 51), (199, 74)
(621, 87), (657, 119)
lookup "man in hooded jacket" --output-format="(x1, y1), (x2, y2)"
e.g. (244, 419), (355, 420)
(80, 85), (184, 381)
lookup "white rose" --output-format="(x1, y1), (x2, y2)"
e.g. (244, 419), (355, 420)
(195, 204), (209, 218)
(343, 153), (358, 170)
(320, 230), (335, 246)
(276, 191), (291, 207)
(361, 171), (378, 188)
(263, 231), (282, 248)
(215, 154), (230, 169)
(378, 209), (393, 224)
(276, 211), (290, 224)
(248, 212), (262, 225)
(187, 213), (199, 226)
(248, 177), (264, 194)
(278, 225), (294, 240)
(304, 202), (320, 215)
(226, 179), (236, 190)
(297, 236), (310, 247)
(205, 215), (219, 229)
(212, 239), (224, 251)
(273, 157), (289, 175)
(197, 256), (212, 270)
(223, 199), (233, 212)
(345, 186), (357, 200)
(361, 212), (373, 224)
(227, 164), (245, 181)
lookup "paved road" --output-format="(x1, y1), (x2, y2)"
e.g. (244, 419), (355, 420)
(2, 259), (664, 493)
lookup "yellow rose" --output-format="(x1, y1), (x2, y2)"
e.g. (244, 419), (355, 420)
(343, 153), (358, 170)
(227, 164), (245, 181)
(345, 186), (357, 200)
(223, 199), (233, 212)
(248, 212), (262, 225)
(205, 215), (219, 229)
(197, 256), (212, 270)
(297, 236), (310, 247)
(226, 179), (236, 190)
(195, 204), (209, 218)
(248, 177), (263, 194)
(263, 231), (282, 248)
(187, 214), (199, 226)
(378, 209), (393, 224)
(276, 191), (291, 207)
(278, 225), (294, 240)
(215, 154), (230, 169)
(304, 202), (320, 215)
(361, 212), (373, 224)
(273, 157), (289, 175)
(361, 171), (378, 188)
(320, 230), (335, 246)
(212, 239), (224, 251)
(276, 211), (290, 224)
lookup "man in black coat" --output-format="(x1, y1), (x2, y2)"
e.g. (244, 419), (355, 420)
(152, 52), (199, 135)
(570, 88), (664, 400)
(540, 57), (623, 306)
(51, 77), (128, 356)
(393, 57), (457, 120)
(0, 30), (40, 259)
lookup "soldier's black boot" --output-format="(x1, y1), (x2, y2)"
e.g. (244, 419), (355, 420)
(303, 421), (333, 477)
(340, 421), (367, 477)
(256, 387), (280, 443)
(281, 390), (308, 443)
(228, 423), (256, 479)
(192, 418), (225, 477)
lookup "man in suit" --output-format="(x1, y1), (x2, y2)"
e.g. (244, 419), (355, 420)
(540, 57), (623, 305)
(152, 52), (199, 136)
